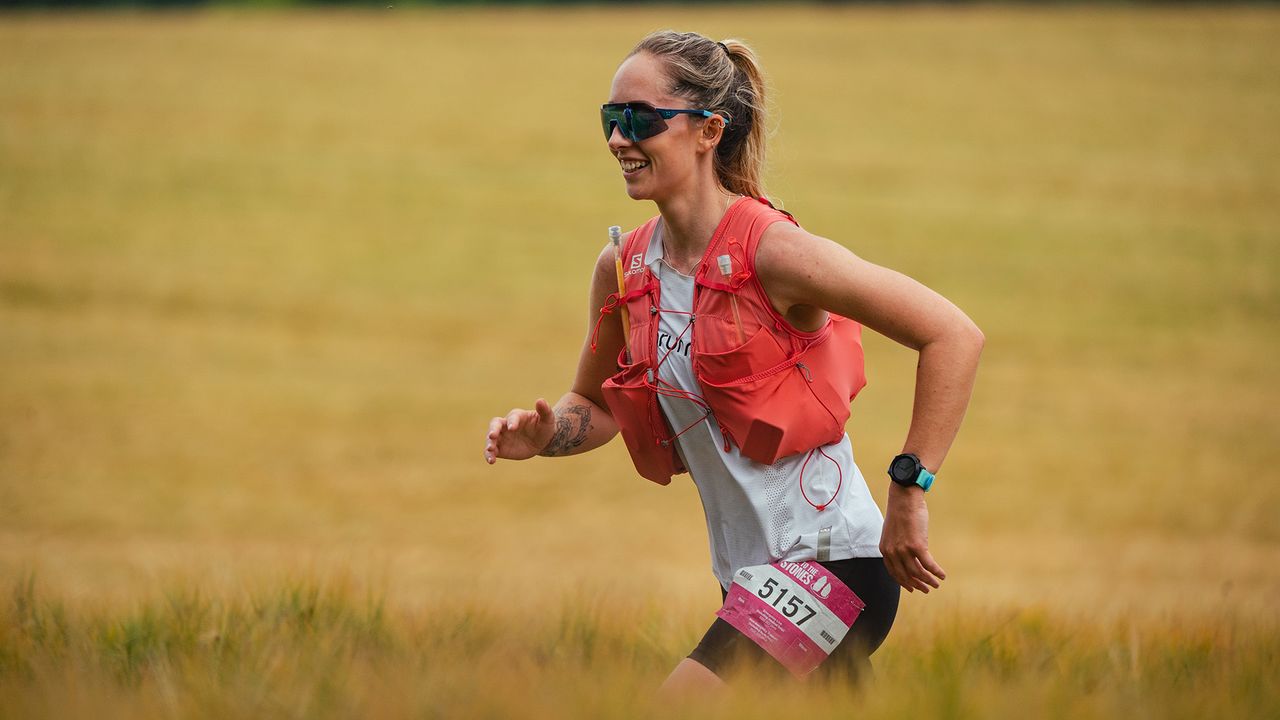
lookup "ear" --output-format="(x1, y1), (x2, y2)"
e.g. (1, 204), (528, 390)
(696, 114), (727, 153)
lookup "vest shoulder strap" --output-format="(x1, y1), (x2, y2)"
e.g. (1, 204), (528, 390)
(619, 217), (660, 296)
(697, 197), (799, 292)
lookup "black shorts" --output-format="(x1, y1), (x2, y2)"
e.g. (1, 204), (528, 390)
(688, 556), (900, 682)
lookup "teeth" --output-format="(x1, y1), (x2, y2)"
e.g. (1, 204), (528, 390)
(621, 159), (649, 172)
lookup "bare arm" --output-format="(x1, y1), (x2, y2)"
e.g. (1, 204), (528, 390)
(483, 244), (626, 463)
(757, 222), (985, 592)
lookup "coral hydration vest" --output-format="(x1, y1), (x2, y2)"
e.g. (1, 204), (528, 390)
(596, 197), (868, 486)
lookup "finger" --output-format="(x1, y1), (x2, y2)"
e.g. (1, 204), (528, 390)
(902, 545), (944, 588)
(535, 398), (554, 424)
(894, 557), (928, 593)
(917, 550), (947, 583)
(899, 550), (944, 594)
(487, 417), (507, 441)
(514, 407), (541, 434)
(484, 417), (507, 464)
(907, 556), (941, 590)
(888, 551), (931, 594)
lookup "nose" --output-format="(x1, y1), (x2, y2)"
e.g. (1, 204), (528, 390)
(606, 121), (632, 151)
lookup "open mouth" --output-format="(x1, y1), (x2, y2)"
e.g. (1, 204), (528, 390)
(620, 159), (650, 174)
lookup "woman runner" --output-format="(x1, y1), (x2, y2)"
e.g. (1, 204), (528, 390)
(483, 30), (983, 692)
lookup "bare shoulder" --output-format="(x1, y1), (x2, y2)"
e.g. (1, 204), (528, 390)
(756, 221), (856, 283)
(756, 221), (866, 318)
(593, 241), (616, 277)
(758, 220), (982, 351)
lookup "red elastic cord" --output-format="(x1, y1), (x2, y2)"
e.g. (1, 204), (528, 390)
(694, 238), (751, 292)
(590, 292), (621, 352)
(590, 281), (658, 352)
(650, 309), (714, 445)
(799, 446), (842, 512)
(643, 304), (731, 450)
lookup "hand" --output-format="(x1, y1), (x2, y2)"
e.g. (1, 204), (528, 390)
(879, 484), (947, 593)
(483, 399), (556, 464)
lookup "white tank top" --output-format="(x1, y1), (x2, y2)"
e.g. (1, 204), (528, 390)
(647, 229), (885, 590)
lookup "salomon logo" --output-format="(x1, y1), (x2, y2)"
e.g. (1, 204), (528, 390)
(624, 253), (645, 278)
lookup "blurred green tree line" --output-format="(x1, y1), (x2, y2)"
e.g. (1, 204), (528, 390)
(0, 0), (1091, 9)
(0, 0), (1237, 11)
(8, 0), (807, 7)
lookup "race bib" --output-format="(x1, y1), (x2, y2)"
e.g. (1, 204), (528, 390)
(716, 560), (865, 677)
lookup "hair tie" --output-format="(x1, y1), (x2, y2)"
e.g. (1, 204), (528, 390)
(718, 41), (729, 54)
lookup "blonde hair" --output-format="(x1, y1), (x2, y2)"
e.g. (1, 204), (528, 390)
(629, 31), (769, 200)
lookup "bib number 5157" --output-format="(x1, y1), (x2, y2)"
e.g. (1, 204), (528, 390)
(757, 578), (818, 626)
(716, 561), (865, 677)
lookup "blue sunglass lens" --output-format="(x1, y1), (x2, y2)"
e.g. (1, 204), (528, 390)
(601, 104), (665, 141)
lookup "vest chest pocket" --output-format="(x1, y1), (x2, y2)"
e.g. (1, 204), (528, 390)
(693, 329), (845, 466)
(691, 323), (790, 385)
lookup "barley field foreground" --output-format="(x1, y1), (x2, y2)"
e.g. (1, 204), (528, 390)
(2, 5), (1278, 718)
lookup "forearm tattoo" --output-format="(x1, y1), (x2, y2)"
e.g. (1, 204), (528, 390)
(538, 404), (593, 457)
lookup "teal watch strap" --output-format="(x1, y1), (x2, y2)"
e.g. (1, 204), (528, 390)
(889, 452), (936, 492)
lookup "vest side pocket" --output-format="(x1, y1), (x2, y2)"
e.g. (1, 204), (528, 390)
(798, 318), (867, 428)
(601, 346), (680, 486)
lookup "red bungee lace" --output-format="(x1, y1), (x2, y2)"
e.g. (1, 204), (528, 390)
(798, 445), (843, 512)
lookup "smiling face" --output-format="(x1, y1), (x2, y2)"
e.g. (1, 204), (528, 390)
(606, 52), (710, 203)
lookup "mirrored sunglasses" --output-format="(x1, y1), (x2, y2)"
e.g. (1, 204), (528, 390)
(601, 102), (723, 142)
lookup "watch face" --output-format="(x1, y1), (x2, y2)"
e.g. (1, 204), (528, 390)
(891, 455), (917, 482)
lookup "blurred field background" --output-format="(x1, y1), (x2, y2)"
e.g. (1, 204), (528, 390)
(2, 4), (1278, 718)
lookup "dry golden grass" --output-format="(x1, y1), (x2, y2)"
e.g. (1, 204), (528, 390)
(3, 574), (1278, 719)
(1, 5), (1278, 717)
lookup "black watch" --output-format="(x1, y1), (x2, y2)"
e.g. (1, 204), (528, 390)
(887, 453), (935, 492)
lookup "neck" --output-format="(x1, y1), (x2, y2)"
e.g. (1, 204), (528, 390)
(655, 184), (739, 271)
